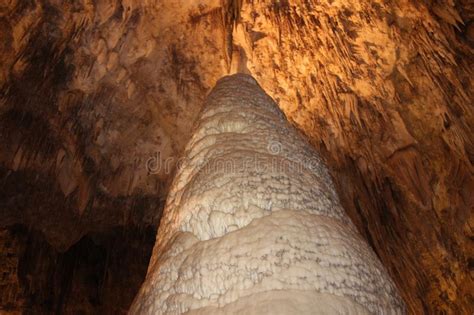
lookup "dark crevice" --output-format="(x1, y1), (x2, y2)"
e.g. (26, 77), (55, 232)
(5, 224), (155, 314)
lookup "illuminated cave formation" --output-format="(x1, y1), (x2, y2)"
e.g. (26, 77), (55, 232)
(0, 0), (473, 314)
(131, 73), (406, 314)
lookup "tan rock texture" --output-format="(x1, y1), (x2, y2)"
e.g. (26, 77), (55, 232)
(0, 0), (473, 313)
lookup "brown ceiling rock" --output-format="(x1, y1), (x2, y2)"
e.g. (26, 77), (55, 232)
(0, 0), (473, 313)
(0, 0), (232, 248)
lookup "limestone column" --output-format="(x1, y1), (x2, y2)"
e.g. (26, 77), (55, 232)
(130, 74), (405, 314)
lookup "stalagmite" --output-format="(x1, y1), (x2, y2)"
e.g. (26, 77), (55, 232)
(130, 74), (405, 314)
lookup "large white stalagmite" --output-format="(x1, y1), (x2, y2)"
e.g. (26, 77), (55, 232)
(130, 74), (406, 314)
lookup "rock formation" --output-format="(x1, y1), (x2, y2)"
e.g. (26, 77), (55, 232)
(130, 73), (405, 314)
(0, 0), (472, 313)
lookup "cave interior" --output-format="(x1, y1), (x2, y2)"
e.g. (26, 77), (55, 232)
(0, 0), (473, 314)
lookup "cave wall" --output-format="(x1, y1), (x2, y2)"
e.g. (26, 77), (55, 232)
(0, 0), (473, 313)
(0, 225), (155, 314)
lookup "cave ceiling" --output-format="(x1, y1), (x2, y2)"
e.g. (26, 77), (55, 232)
(0, 0), (473, 313)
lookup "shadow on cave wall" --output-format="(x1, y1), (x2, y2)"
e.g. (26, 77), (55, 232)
(0, 224), (155, 314)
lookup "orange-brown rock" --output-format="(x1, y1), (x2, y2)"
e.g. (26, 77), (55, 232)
(0, 0), (472, 313)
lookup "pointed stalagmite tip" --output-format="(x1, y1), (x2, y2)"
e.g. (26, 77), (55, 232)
(217, 73), (259, 86)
